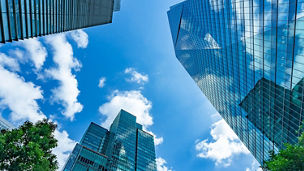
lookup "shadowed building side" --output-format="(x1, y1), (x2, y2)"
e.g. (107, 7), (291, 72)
(0, 0), (120, 43)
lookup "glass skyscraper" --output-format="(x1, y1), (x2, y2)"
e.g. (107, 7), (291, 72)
(0, 0), (120, 43)
(64, 109), (157, 171)
(168, 0), (304, 165)
(0, 115), (13, 130)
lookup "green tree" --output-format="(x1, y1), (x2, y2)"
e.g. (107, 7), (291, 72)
(263, 126), (304, 171)
(0, 119), (58, 171)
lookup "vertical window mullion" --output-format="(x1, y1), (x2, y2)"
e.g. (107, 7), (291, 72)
(5, 0), (12, 41)
(41, 0), (44, 35)
(12, 0), (19, 40)
(62, 0), (66, 31)
(24, 0), (28, 38)
(34, 0), (37, 36)
(29, 0), (33, 37)
(18, 0), (24, 39)
(52, 0), (54, 33)
(38, 0), (41, 36)
(0, 0), (5, 42)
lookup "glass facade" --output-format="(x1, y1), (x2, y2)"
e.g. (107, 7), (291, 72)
(113, 0), (121, 12)
(64, 109), (157, 171)
(0, 0), (117, 43)
(168, 0), (304, 165)
(0, 115), (13, 130)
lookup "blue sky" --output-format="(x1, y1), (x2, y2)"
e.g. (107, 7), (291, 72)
(0, 0), (262, 170)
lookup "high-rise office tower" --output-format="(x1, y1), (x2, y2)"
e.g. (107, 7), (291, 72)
(64, 109), (157, 171)
(168, 0), (304, 165)
(0, 116), (13, 130)
(0, 0), (120, 43)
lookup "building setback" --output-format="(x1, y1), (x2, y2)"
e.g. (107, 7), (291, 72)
(0, 0), (120, 43)
(63, 109), (157, 171)
(168, 0), (304, 165)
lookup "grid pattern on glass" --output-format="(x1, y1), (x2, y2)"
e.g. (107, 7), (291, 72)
(63, 144), (108, 171)
(63, 109), (157, 171)
(135, 129), (157, 171)
(108, 110), (138, 170)
(0, 116), (13, 130)
(80, 122), (108, 152)
(0, 0), (114, 43)
(168, 0), (304, 165)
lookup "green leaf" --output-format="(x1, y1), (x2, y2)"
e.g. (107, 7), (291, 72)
(0, 119), (58, 171)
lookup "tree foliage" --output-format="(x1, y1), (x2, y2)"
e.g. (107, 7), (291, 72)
(0, 119), (58, 171)
(264, 126), (304, 171)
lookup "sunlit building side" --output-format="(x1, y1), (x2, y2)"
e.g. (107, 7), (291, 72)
(168, 0), (304, 165)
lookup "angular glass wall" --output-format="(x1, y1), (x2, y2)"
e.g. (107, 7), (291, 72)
(168, 0), (304, 165)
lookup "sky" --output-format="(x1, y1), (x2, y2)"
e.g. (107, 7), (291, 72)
(0, 0), (263, 170)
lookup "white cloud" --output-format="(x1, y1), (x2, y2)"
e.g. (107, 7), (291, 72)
(195, 119), (250, 167)
(45, 34), (83, 120)
(154, 136), (164, 146)
(99, 90), (153, 129)
(98, 89), (164, 147)
(21, 38), (47, 70)
(53, 129), (76, 171)
(98, 77), (106, 88)
(69, 29), (89, 48)
(124, 68), (149, 84)
(0, 53), (20, 71)
(156, 157), (173, 171)
(0, 61), (75, 170)
(0, 66), (45, 123)
(246, 159), (262, 171)
(9, 48), (24, 62)
(98, 88), (167, 168)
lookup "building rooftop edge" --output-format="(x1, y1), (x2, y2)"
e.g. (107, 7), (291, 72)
(168, 1), (185, 11)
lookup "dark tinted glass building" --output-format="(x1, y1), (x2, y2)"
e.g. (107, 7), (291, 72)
(0, 0), (119, 43)
(64, 109), (157, 171)
(168, 0), (304, 165)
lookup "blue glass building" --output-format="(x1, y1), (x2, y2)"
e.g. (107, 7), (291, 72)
(168, 0), (304, 165)
(0, 115), (13, 130)
(64, 109), (157, 171)
(0, 0), (120, 43)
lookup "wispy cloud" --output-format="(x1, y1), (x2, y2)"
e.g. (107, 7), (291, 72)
(156, 157), (173, 171)
(69, 29), (89, 48)
(0, 31), (81, 171)
(45, 34), (83, 120)
(124, 67), (149, 84)
(99, 90), (153, 129)
(53, 129), (76, 170)
(98, 77), (106, 88)
(0, 53), (20, 71)
(245, 159), (262, 171)
(0, 66), (45, 123)
(195, 118), (249, 167)
(21, 38), (47, 70)
(154, 136), (164, 146)
(98, 86), (165, 147)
